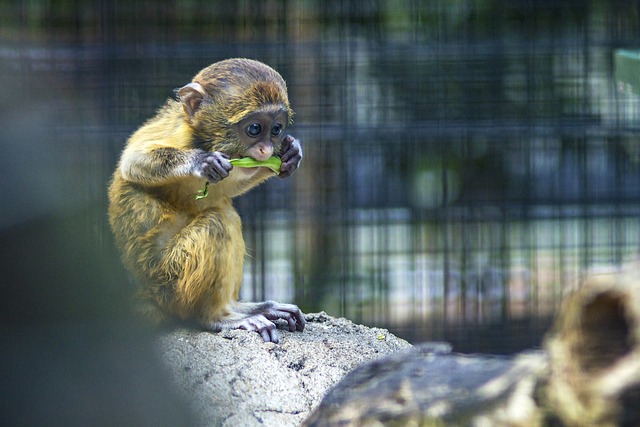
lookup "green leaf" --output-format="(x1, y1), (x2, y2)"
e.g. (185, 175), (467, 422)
(230, 156), (282, 174)
(195, 181), (209, 200)
(195, 156), (282, 200)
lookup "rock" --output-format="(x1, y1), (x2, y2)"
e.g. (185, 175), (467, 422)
(156, 264), (640, 426)
(156, 312), (412, 427)
(304, 345), (547, 427)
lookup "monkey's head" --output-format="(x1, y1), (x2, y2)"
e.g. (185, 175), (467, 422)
(177, 58), (294, 160)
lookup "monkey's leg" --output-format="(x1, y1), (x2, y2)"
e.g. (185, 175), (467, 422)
(157, 207), (243, 321)
(159, 207), (305, 342)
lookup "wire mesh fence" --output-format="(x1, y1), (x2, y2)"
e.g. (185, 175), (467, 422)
(3, 1), (640, 352)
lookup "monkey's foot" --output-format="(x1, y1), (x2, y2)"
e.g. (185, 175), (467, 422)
(261, 302), (306, 333)
(206, 302), (306, 343)
(237, 314), (282, 343)
(238, 302), (306, 343)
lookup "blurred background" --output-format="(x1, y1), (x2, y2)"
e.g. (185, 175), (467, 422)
(2, 0), (640, 356)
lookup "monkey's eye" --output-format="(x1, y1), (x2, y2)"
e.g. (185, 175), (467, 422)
(246, 123), (262, 137)
(271, 123), (284, 137)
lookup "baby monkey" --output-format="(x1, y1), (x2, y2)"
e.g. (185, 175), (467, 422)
(108, 58), (305, 342)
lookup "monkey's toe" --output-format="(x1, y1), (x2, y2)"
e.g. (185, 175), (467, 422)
(263, 303), (306, 332)
(237, 314), (280, 343)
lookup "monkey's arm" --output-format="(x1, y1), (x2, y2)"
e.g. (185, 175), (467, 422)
(119, 146), (232, 186)
(277, 134), (303, 178)
(206, 301), (306, 343)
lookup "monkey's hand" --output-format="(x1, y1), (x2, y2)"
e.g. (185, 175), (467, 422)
(278, 135), (303, 178)
(193, 150), (233, 183)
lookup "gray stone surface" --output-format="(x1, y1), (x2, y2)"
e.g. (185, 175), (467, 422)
(304, 346), (547, 426)
(157, 312), (412, 426)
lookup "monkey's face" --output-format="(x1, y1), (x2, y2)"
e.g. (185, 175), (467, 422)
(233, 109), (289, 162)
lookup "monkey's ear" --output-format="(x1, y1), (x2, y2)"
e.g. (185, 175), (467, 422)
(176, 82), (208, 118)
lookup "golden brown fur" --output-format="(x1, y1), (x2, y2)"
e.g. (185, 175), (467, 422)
(108, 58), (305, 342)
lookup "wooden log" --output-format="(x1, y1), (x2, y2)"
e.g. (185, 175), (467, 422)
(542, 262), (640, 426)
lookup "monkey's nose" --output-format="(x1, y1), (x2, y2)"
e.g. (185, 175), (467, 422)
(250, 142), (274, 161)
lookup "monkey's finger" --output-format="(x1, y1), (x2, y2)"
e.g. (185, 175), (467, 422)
(211, 153), (233, 172)
(204, 169), (223, 183)
(265, 328), (280, 343)
(211, 164), (229, 180)
(259, 327), (271, 342)
(279, 134), (293, 151)
(279, 136), (302, 163)
(285, 315), (298, 332)
(281, 154), (302, 169)
(239, 315), (279, 343)
(266, 304), (306, 332)
(283, 309), (306, 331)
(279, 159), (301, 179)
(296, 313), (306, 331)
(292, 311), (306, 331)
(278, 138), (293, 162)
(255, 321), (279, 343)
(209, 157), (231, 176)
